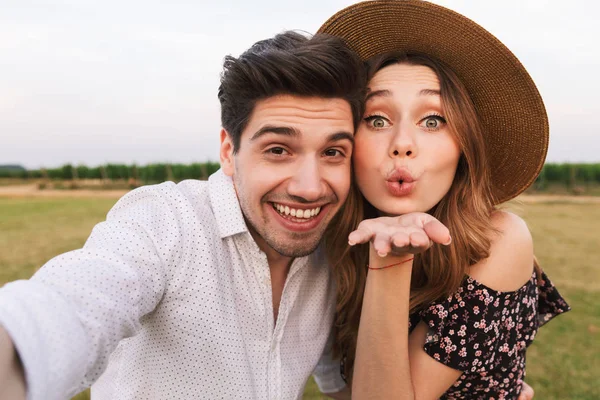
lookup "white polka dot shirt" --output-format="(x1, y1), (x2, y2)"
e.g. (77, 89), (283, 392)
(0, 170), (346, 400)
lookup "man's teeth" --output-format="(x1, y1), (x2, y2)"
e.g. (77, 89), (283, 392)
(273, 203), (321, 219)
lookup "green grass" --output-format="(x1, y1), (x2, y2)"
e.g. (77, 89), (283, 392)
(0, 197), (598, 399)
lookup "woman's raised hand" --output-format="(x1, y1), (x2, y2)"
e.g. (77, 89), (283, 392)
(348, 213), (452, 258)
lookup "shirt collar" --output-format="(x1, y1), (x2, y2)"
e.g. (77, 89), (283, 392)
(208, 169), (249, 239)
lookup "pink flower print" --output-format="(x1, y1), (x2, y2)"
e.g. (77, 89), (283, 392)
(473, 306), (480, 315)
(459, 347), (467, 357)
(475, 350), (482, 357)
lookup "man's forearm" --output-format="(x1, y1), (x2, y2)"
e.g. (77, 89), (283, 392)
(0, 326), (26, 400)
(324, 385), (351, 400)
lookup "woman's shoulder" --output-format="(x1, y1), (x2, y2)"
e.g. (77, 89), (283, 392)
(468, 210), (534, 292)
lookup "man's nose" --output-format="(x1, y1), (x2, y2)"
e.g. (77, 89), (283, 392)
(287, 158), (325, 202)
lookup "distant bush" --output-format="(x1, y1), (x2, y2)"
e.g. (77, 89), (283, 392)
(534, 163), (600, 189)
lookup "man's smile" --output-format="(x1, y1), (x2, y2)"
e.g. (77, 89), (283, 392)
(271, 202), (322, 219)
(267, 202), (329, 233)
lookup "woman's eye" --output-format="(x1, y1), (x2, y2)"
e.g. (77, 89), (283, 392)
(421, 115), (446, 130)
(364, 116), (389, 129)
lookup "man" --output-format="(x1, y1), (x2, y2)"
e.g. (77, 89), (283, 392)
(0, 31), (364, 400)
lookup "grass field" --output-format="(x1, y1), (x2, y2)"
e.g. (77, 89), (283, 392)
(0, 196), (598, 399)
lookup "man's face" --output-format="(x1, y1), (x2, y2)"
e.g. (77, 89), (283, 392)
(221, 94), (354, 258)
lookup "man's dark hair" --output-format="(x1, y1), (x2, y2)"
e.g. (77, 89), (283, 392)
(218, 31), (366, 152)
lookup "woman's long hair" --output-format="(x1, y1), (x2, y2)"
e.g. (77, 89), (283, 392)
(324, 52), (540, 380)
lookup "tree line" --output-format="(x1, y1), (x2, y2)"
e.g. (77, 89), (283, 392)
(0, 162), (221, 184)
(1, 162), (600, 187)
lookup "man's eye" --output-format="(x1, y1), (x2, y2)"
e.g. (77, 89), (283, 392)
(324, 149), (343, 157)
(267, 147), (287, 155)
(364, 115), (389, 129)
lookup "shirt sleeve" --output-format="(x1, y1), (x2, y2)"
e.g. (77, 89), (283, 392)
(312, 330), (347, 394)
(0, 183), (184, 400)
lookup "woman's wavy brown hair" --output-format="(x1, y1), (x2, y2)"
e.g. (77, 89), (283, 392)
(324, 52), (541, 381)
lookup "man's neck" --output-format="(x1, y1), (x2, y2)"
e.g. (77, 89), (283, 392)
(265, 252), (293, 324)
(248, 230), (294, 323)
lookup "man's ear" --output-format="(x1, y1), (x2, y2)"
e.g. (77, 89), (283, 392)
(220, 128), (235, 176)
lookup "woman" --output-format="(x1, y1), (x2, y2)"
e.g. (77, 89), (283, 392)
(319, 1), (570, 399)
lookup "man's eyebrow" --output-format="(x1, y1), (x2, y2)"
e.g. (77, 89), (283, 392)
(327, 131), (354, 145)
(365, 89), (391, 103)
(419, 88), (441, 96)
(250, 125), (300, 141)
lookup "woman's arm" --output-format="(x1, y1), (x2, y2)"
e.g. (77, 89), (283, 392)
(349, 211), (534, 400)
(352, 253), (415, 400)
(349, 213), (451, 399)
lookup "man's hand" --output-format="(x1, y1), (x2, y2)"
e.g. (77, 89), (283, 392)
(518, 381), (535, 400)
(323, 385), (351, 400)
(0, 326), (26, 400)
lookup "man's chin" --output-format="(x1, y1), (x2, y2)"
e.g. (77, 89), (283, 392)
(267, 237), (321, 258)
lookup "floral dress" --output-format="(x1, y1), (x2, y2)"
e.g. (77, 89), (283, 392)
(407, 270), (570, 399)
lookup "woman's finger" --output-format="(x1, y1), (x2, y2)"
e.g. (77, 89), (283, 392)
(408, 231), (431, 249)
(390, 231), (411, 249)
(423, 218), (452, 245)
(348, 224), (375, 245)
(372, 233), (393, 257)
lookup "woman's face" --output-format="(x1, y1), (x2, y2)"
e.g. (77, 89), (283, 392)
(354, 63), (461, 215)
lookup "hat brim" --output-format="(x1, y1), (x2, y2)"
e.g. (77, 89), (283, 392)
(318, 0), (549, 204)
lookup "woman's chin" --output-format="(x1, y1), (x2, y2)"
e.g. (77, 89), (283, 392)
(373, 201), (426, 217)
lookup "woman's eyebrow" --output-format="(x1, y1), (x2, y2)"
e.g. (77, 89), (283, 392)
(365, 89), (391, 103)
(419, 88), (441, 97)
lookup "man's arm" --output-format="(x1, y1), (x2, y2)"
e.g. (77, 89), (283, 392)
(0, 327), (26, 400)
(312, 328), (350, 399)
(0, 183), (185, 399)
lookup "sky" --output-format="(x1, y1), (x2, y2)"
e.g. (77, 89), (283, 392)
(1, 0), (599, 169)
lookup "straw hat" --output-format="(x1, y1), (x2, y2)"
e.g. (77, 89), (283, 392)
(318, 0), (549, 204)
